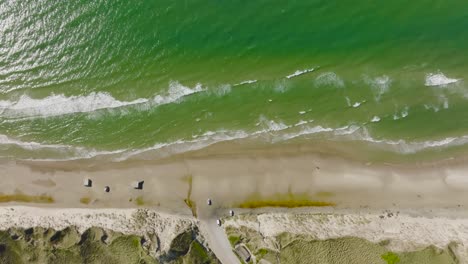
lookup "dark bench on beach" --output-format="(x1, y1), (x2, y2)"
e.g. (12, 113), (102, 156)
(132, 181), (144, 190)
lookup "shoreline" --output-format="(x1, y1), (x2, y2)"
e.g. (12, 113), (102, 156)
(1, 141), (468, 212)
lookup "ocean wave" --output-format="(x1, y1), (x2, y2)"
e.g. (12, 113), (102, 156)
(153, 81), (203, 105)
(294, 120), (312, 127)
(440, 95), (449, 109)
(0, 134), (125, 160)
(424, 104), (440, 113)
(0, 134), (68, 151)
(355, 128), (468, 154)
(0, 93), (148, 118)
(119, 118), (320, 160)
(298, 109), (311, 115)
(345, 97), (351, 106)
(353, 100), (365, 108)
(0, 81), (203, 118)
(209, 84), (232, 97)
(314, 72), (345, 88)
(370, 116), (381, 123)
(273, 79), (289, 93)
(256, 115), (290, 131)
(286, 68), (315, 79)
(393, 107), (409, 120)
(425, 73), (460, 87)
(7, 120), (468, 161)
(364, 75), (391, 101)
(233, 80), (257, 86)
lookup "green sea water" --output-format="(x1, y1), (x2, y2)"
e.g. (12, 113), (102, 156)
(1, 0), (468, 161)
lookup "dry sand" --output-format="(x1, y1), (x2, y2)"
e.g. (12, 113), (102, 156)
(1, 144), (468, 210)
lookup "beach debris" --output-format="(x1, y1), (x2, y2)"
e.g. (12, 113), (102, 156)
(235, 245), (251, 263)
(207, 198), (212, 206)
(216, 219), (221, 226)
(229, 210), (234, 216)
(83, 178), (92, 187)
(132, 181), (144, 190)
(104, 186), (110, 193)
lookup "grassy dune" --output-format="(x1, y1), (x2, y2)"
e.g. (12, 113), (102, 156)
(0, 226), (220, 264)
(225, 226), (457, 264)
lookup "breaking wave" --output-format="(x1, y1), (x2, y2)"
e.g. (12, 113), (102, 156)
(425, 73), (460, 86)
(234, 80), (257, 86)
(0, 81), (203, 118)
(364, 75), (391, 101)
(0, 134), (125, 160)
(393, 107), (409, 120)
(5, 118), (468, 161)
(314, 72), (345, 88)
(286, 68), (315, 79)
(0, 93), (148, 118)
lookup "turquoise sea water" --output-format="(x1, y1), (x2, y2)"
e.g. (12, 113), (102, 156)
(1, 0), (468, 161)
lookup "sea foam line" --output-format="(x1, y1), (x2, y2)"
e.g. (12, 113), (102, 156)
(286, 68), (315, 79)
(6, 118), (468, 161)
(0, 81), (203, 118)
(233, 80), (257, 86)
(0, 134), (126, 160)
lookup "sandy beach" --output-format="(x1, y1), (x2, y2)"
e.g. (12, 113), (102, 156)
(1, 142), (468, 211)
(2, 142), (468, 263)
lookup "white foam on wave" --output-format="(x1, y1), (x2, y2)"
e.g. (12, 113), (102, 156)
(273, 80), (288, 93)
(118, 116), (296, 161)
(153, 81), (203, 104)
(0, 134), (67, 151)
(115, 127), (468, 160)
(0, 134), (126, 160)
(257, 115), (290, 132)
(402, 109), (409, 118)
(297, 119), (314, 126)
(0, 93), (148, 118)
(393, 107), (409, 120)
(116, 116), (323, 161)
(352, 100), (366, 108)
(440, 96), (450, 109)
(425, 73), (460, 87)
(371, 116), (381, 123)
(209, 84), (232, 97)
(234, 80), (257, 86)
(0, 81), (204, 118)
(294, 120), (310, 127)
(286, 68), (315, 79)
(345, 97), (351, 106)
(314, 72), (345, 88)
(365, 75), (391, 101)
(10, 119), (468, 161)
(281, 124), (361, 141)
(354, 128), (468, 154)
(100, 128), (468, 160)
